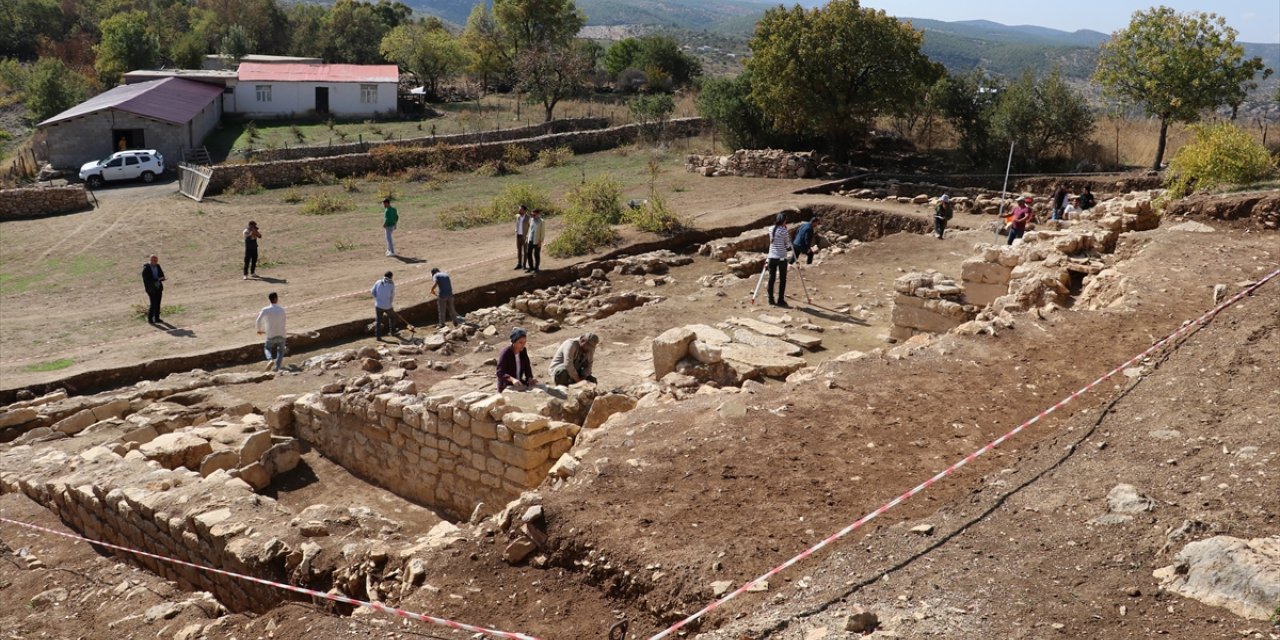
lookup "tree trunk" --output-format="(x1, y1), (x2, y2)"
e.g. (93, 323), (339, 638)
(543, 102), (554, 123)
(1152, 118), (1169, 171)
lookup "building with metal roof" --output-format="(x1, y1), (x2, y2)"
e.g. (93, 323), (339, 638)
(232, 63), (400, 119)
(38, 77), (224, 170)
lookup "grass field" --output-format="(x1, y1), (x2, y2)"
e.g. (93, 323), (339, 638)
(205, 92), (702, 161)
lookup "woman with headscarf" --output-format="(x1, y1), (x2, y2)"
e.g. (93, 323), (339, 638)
(497, 327), (536, 391)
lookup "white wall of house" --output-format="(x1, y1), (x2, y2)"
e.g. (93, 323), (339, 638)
(231, 81), (395, 118)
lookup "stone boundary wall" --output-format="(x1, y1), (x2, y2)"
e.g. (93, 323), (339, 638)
(240, 118), (611, 162)
(206, 117), (706, 194)
(0, 184), (91, 220)
(685, 149), (819, 179)
(890, 272), (978, 340)
(292, 388), (577, 520)
(0, 447), (301, 613)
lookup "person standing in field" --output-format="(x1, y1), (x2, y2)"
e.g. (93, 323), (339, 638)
(141, 254), (166, 324)
(766, 213), (790, 307)
(1008, 196), (1033, 245)
(524, 209), (545, 273)
(515, 204), (529, 270)
(255, 291), (287, 371)
(243, 221), (261, 280)
(382, 198), (398, 257)
(1051, 183), (1069, 221)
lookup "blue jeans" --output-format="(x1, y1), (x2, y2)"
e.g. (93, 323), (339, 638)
(264, 335), (286, 370)
(384, 226), (396, 254)
(1007, 227), (1025, 245)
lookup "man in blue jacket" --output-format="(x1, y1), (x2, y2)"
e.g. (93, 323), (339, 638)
(790, 217), (817, 265)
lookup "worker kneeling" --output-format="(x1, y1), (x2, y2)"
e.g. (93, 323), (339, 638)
(550, 333), (599, 386)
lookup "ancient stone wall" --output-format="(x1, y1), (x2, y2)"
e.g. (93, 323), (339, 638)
(291, 388), (578, 520)
(890, 272), (978, 341)
(239, 118), (611, 162)
(0, 185), (91, 219)
(0, 446), (300, 613)
(685, 149), (819, 179)
(206, 118), (705, 194)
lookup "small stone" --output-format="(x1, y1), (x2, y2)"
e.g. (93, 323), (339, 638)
(710, 580), (733, 597)
(843, 608), (879, 633)
(503, 537), (537, 564)
(910, 524), (935, 536)
(360, 358), (382, 372)
(717, 400), (747, 420)
(300, 520), (330, 537)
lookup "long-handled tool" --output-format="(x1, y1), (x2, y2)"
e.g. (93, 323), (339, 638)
(790, 246), (813, 304)
(748, 259), (769, 305)
(392, 310), (417, 340)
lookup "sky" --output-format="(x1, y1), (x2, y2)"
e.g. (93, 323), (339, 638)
(856, 0), (1280, 43)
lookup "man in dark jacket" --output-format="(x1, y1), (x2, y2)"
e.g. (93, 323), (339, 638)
(934, 195), (953, 239)
(141, 255), (166, 324)
(790, 217), (817, 264)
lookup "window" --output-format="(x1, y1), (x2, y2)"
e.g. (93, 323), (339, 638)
(256, 85), (272, 102)
(361, 84), (377, 104)
(106, 158), (122, 168)
(124, 157), (138, 166)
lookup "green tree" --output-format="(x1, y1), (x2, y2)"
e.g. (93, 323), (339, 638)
(628, 93), (674, 141)
(219, 24), (256, 65)
(0, 0), (64, 60)
(25, 57), (91, 122)
(1094, 7), (1272, 170)
(95, 10), (161, 84)
(516, 44), (590, 122)
(604, 36), (701, 88)
(286, 3), (329, 58)
(323, 0), (409, 64)
(603, 38), (641, 78)
(493, 0), (585, 56)
(991, 68), (1095, 168)
(380, 22), (469, 97)
(935, 69), (1003, 166)
(169, 31), (207, 69)
(461, 3), (509, 92)
(746, 0), (939, 152)
(696, 71), (778, 150)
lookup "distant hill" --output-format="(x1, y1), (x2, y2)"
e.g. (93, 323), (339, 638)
(403, 0), (768, 31)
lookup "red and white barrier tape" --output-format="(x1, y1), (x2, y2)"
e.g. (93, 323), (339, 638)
(0, 516), (543, 640)
(648, 267), (1280, 640)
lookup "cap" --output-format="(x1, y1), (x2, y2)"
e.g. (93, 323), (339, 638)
(510, 327), (527, 343)
(940, 194), (950, 202)
(581, 332), (599, 346)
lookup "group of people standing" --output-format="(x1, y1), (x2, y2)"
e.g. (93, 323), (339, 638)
(514, 205), (545, 273)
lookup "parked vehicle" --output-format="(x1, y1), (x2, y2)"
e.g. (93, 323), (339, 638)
(79, 150), (165, 188)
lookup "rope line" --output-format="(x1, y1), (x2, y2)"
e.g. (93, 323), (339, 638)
(0, 516), (544, 640)
(646, 267), (1279, 640)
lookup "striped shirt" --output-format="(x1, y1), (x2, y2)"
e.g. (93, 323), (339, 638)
(768, 225), (790, 259)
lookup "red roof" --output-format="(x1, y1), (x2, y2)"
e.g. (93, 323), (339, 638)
(238, 63), (399, 83)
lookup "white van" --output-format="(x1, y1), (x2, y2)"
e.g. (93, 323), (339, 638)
(79, 150), (165, 188)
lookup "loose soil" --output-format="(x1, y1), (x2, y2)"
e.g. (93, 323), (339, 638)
(1, 167), (1276, 640)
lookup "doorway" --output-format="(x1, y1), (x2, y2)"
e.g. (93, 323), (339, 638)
(112, 128), (145, 152)
(315, 87), (329, 114)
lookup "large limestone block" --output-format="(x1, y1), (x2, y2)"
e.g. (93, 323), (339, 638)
(503, 412), (550, 435)
(261, 441), (301, 476)
(721, 343), (807, 378)
(961, 258), (1014, 285)
(688, 340), (723, 364)
(239, 431), (274, 467)
(685, 324), (732, 345)
(726, 317), (786, 337)
(782, 332), (822, 350)
(200, 450), (240, 477)
(891, 295), (974, 334)
(963, 282), (1008, 307)
(0, 408), (38, 429)
(1155, 536), (1280, 620)
(90, 398), (130, 422)
(266, 395), (298, 436)
(731, 329), (803, 356)
(52, 409), (96, 435)
(140, 433), (214, 470)
(583, 393), (638, 429)
(652, 327), (696, 379)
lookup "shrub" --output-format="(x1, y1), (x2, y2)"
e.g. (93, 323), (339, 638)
(245, 121), (259, 141)
(377, 186), (398, 202)
(404, 165), (433, 182)
(1164, 123), (1277, 200)
(303, 166), (337, 185)
(282, 188), (303, 203)
(504, 144), (532, 165)
(625, 194), (686, 234)
(290, 124), (305, 143)
(537, 146), (574, 167)
(629, 93), (675, 142)
(300, 193), (354, 215)
(566, 174), (624, 224)
(474, 160), (518, 177)
(547, 207), (617, 258)
(226, 173), (263, 195)
(341, 176), (360, 192)
(325, 117), (336, 130)
(438, 183), (558, 230)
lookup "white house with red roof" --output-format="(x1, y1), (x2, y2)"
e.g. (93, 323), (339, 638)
(232, 62), (399, 118)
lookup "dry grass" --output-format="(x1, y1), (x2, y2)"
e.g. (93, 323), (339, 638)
(1084, 116), (1271, 169)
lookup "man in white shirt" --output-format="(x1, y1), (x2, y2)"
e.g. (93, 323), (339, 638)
(371, 271), (396, 340)
(255, 292), (287, 372)
(515, 204), (528, 270)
